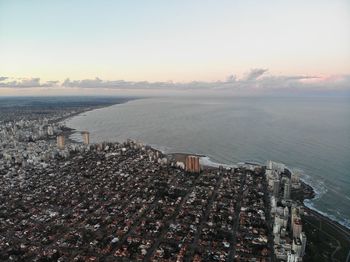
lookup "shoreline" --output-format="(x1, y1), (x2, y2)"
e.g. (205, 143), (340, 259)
(62, 103), (350, 235)
(58, 97), (138, 144)
(170, 152), (350, 233)
(304, 206), (350, 240)
(176, 152), (350, 232)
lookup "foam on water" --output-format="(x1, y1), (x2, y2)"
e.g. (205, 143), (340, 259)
(290, 167), (328, 200)
(304, 199), (350, 229)
(289, 166), (350, 229)
(199, 156), (237, 168)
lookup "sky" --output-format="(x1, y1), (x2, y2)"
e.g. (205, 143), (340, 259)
(0, 0), (349, 96)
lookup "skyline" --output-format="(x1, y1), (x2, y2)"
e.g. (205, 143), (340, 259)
(0, 0), (350, 95)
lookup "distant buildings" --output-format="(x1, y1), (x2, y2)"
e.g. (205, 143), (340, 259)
(185, 155), (200, 173)
(57, 134), (65, 149)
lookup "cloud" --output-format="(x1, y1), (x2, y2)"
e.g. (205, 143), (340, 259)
(62, 77), (207, 90)
(243, 68), (268, 81)
(1, 69), (349, 95)
(0, 77), (58, 88)
(226, 74), (237, 83)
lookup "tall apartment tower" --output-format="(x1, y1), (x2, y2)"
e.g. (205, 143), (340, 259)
(292, 218), (303, 238)
(300, 232), (307, 256)
(292, 237), (302, 257)
(81, 131), (90, 145)
(284, 179), (291, 199)
(273, 179), (280, 197)
(185, 155), (200, 173)
(47, 125), (54, 136)
(57, 135), (65, 150)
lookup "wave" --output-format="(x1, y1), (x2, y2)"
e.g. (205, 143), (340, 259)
(199, 156), (237, 168)
(304, 199), (350, 229)
(290, 167), (328, 200)
(69, 132), (84, 143)
(166, 153), (349, 230)
(288, 166), (350, 230)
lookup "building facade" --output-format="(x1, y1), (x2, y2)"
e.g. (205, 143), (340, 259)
(185, 155), (200, 173)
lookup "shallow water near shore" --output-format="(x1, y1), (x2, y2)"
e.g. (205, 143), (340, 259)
(66, 96), (350, 228)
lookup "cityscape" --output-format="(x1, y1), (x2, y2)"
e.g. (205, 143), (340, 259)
(1, 1), (350, 261)
(1, 99), (348, 261)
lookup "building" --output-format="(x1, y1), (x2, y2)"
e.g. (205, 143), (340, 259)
(287, 251), (301, 262)
(292, 237), (302, 257)
(273, 179), (280, 197)
(291, 172), (301, 189)
(292, 218), (302, 238)
(300, 232), (307, 256)
(185, 155), (200, 173)
(284, 179), (291, 199)
(47, 125), (54, 136)
(81, 131), (90, 145)
(57, 135), (65, 150)
(266, 160), (286, 173)
(291, 172), (300, 184)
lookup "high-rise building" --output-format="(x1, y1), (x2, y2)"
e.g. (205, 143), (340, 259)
(300, 232), (307, 256)
(287, 251), (301, 262)
(185, 155), (200, 173)
(273, 179), (280, 197)
(284, 179), (291, 199)
(267, 160), (273, 170)
(81, 131), (90, 145)
(47, 125), (54, 136)
(292, 237), (302, 257)
(291, 172), (300, 184)
(57, 135), (65, 150)
(292, 218), (303, 238)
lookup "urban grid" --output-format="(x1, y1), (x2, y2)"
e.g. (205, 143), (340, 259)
(1, 109), (309, 261)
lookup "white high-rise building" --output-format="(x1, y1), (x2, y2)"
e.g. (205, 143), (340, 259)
(287, 251), (301, 262)
(47, 125), (54, 136)
(292, 237), (302, 257)
(300, 232), (307, 256)
(284, 206), (289, 218)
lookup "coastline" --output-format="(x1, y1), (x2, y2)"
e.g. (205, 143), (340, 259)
(174, 151), (350, 233)
(67, 113), (350, 235)
(170, 152), (350, 233)
(63, 103), (350, 239)
(169, 152), (350, 260)
(58, 97), (138, 144)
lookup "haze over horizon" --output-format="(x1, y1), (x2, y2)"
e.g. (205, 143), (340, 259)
(1, 0), (350, 96)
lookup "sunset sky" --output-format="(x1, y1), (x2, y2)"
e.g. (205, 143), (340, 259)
(0, 0), (349, 95)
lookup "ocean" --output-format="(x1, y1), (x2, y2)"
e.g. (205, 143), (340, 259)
(65, 96), (350, 228)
